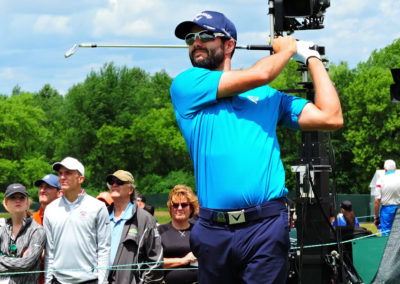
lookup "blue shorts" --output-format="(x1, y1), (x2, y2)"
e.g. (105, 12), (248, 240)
(190, 198), (290, 284)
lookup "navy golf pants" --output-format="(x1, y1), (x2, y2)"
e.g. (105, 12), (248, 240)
(190, 202), (290, 284)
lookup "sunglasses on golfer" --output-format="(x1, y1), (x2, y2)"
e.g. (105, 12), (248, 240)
(184, 30), (227, 45)
(107, 179), (128, 186)
(172, 202), (189, 209)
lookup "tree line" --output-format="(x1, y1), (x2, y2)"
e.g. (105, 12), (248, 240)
(1, 38), (399, 201)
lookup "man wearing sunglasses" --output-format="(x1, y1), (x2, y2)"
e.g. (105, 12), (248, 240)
(106, 170), (163, 284)
(170, 10), (343, 283)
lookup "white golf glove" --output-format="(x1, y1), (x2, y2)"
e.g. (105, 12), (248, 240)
(292, 40), (321, 65)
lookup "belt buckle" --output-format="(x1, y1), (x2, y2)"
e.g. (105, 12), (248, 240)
(227, 210), (246, 224)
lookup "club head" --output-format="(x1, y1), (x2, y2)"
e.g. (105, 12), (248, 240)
(64, 44), (78, 58)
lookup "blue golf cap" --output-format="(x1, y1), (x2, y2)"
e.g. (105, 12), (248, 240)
(34, 174), (61, 190)
(175, 11), (237, 41)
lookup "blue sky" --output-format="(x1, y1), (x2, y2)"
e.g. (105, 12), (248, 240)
(0, 0), (399, 95)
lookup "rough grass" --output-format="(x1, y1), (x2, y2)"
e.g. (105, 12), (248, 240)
(0, 213), (9, 219)
(360, 223), (379, 234)
(155, 207), (171, 225)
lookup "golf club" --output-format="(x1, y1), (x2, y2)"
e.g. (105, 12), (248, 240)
(64, 43), (273, 58)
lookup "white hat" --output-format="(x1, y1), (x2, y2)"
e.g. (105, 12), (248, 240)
(52, 157), (85, 176)
(384, 159), (396, 171)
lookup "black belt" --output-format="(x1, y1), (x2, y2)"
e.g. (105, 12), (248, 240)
(199, 198), (287, 225)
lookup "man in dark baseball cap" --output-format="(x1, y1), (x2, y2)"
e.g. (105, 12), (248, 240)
(32, 173), (61, 284)
(32, 174), (61, 226)
(170, 9), (342, 284)
(175, 11), (237, 41)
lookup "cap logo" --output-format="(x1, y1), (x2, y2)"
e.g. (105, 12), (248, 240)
(194, 12), (213, 21)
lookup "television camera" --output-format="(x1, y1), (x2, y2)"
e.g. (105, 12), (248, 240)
(272, 0), (330, 35)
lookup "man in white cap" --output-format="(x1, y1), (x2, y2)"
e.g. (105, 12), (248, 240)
(43, 157), (110, 284)
(375, 159), (400, 236)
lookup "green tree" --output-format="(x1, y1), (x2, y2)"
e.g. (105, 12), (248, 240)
(0, 93), (49, 160)
(128, 107), (190, 177)
(327, 62), (357, 193)
(342, 66), (399, 192)
(0, 93), (51, 190)
(34, 84), (65, 160)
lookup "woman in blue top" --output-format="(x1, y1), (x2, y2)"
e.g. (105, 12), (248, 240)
(333, 200), (360, 227)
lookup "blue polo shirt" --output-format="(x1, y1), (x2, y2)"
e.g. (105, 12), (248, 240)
(109, 202), (133, 265)
(170, 67), (308, 209)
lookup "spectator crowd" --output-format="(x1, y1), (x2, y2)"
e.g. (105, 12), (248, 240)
(0, 156), (198, 284)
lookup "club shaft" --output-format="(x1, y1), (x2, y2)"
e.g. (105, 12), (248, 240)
(65, 43), (273, 58)
(78, 43), (187, 49)
(78, 43), (273, 50)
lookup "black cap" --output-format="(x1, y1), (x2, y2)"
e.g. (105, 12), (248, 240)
(5, 183), (29, 198)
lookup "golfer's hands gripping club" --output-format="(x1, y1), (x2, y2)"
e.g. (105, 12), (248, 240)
(272, 36), (297, 57)
(292, 40), (321, 65)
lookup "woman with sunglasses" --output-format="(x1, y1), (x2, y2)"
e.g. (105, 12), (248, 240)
(0, 183), (46, 283)
(158, 184), (199, 284)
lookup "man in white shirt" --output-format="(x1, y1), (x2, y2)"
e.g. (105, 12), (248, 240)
(374, 159), (400, 236)
(44, 157), (110, 284)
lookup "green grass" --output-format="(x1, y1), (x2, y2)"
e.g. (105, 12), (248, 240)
(1, 207), (172, 224)
(155, 207), (171, 225)
(0, 213), (9, 219)
(360, 222), (379, 234)
(1, 208), (172, 224)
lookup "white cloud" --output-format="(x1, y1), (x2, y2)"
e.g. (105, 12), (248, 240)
(329, 0), (373, 17)
(33, 15), (71, 35)
(0, 67), (17, 80)
(92, 0), (164, 37)
(380, 0), (400, 22)
(239, 31), (271, 45)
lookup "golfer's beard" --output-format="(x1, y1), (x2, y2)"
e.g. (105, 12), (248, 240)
(190, 47), (224, 70)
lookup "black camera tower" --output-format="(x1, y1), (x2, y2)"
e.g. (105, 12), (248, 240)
(268, 1), (346, 283)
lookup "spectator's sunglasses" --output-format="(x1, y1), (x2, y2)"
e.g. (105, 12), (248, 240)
(185, 30), (227, 46)
(107, 179), (127, 186)
(172, 202), (189, 209)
